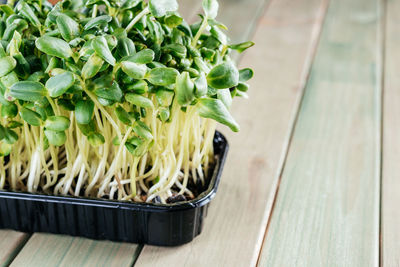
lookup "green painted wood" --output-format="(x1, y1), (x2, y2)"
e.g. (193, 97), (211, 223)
(10, 234), (139, 267)
(135, 0), (329, 266)
(258, 0), (382, 266)
(0, 231), (29, 267)
(382, 0), (400, 265)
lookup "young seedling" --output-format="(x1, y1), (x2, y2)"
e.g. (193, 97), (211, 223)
(0, 0), (254, 203)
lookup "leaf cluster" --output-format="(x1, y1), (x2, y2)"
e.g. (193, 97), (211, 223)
(0, 0), (254, 156)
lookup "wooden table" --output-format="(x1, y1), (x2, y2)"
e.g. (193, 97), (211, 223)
(1, 0), (397, 265)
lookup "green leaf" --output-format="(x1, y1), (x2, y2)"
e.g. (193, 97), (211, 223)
(175, 71), (194, 106)
(57, 98), (75, 111)
(210, 26), (227, 45)
(0, 125), (5, 140)
(202, 0), (219, 19)
(194, 72), (207, 97)
(237, 82), (249, 92)
(82, 54), (104, 80)
(75, 99), (94, 125)
(2, 20), (27, 42)
(147, 67), (179, 86)
(124, 49), (155, 64)
(159, 107), (170, 122)
(207, 18), (228, 30)
(133, 121), (153, 140)
(127, 80), (148, 94)
(77, 120), (96, 136)
(88, 132), (105, 147)
(164, 13), (183, 28)
(155, 89), (174, 107)
(10, 81), (46, 102)
(0, 56), (16, 77)
(105, 35), (118, 50)
(44, 116), (70, 131)
(115, 106), (132, 125)
(65, 62), (80, 76)
(207, 61), (239, 89)
(229, 41), (255, 53)
(92, 36), (116, 66)
(126, 93), (154, 109)
(79, 39), (95, 60)
(27, 71), (45, 82)
(149, 0), (178, 17)
(1, 72), (19, 92)
(94, 81), (123, 102)
(19, 107), (42, 126)
(196, 98), (239, 132)
(4, 128), (18, 144)
(7, 31), (22, 56)
(117, 37), (136, 58)
(44, 129), (66, 146)
(56, 13), (80, 41)
(84, 15), (112, 30)
(194, 57), (210, 73)
(18, 2), (41, 28)
(45, 57), (60, 74)
(125, 137), (147, 156)
(1, 103), (18, 118)
(7, 121), (22, 129)
(217, 88), (232, 108)
(239, 68), (254, 82)
(163, 44), (186, 58)
(200, 47), (215, 60)
(35, 36), (73, 59)
(0, 5), (14, 16)
(121, 0), (141, 9)
(45, 71), (75, 98)
(0, 142), (12, 156)
(121, 61), (147, 79)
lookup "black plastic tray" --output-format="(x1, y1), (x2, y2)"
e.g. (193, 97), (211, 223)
(0, 132), (228, 246)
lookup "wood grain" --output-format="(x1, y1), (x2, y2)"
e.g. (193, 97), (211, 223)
(0, 231), (28, 267)
(382, 0), (400, 266)
(258, 0), (383, 266)
(135, 0), (329, 266)
(10, 234), (139, 267)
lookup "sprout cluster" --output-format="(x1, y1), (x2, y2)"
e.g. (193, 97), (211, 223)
(0, 0), (254, 203)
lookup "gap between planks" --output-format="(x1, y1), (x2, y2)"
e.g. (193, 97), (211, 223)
(0, 231), (30, 267)
(256, 0), (330, 264)
(381, 0), (400, 265)
(134, 0), (329, 266)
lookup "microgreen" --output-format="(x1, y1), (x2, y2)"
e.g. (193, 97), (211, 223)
(0, 0), (253, 203)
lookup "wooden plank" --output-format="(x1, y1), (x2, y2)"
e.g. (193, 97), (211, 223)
(258, 0), (382, 266)
(178, 0), (202, 22)
(10, 234), (139, 267)
(0, 231), (29, 267)
(135, 0), (329, 266)
(382, 0), (400, 265)
(218, 0), (269, 44)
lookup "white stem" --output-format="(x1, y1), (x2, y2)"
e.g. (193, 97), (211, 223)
(126, 7), (150, 33)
